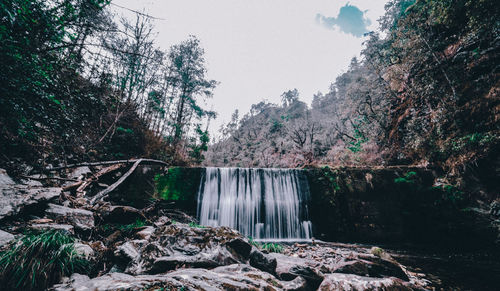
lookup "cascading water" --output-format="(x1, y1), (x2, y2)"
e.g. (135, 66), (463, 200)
(197, 167), (312, 241)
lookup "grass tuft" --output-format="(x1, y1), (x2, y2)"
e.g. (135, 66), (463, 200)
(248, 237), (284, 253)
(0, 230), (89, 291)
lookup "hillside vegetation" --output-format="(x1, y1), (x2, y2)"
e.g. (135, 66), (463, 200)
(0, 0), (216, 174)
(207, 0), (499, 175)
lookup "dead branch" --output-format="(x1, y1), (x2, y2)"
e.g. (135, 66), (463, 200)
(20, 175), (79, 182)
(63, 180), (84, 191)
(44, 158), (168, 172)
(89, 158), (144, 204)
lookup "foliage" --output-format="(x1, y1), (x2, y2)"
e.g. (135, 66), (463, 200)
(260, 242), (284, 253)
(207, 0), (498, 172)
(247, 237), (284, 253)
(394, 171), (418, 184)
(0, 230), (89, 291)
(0, 0), (217, 170)
(118, 219), (147, 231)
(188, 222), (205, 228)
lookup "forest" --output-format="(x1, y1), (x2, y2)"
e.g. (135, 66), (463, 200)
(0, 0), (499, 290)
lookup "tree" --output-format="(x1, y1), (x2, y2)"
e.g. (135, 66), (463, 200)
(166, 36), (217, 147)
(281, 89), (299, 107)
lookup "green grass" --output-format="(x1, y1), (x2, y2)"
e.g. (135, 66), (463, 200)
(0, 230), (89, 291)
(247, 237), (284, 253)
(188, 222), (204, 228)
(118, 219), (146, 231)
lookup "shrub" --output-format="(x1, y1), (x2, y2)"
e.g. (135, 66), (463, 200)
(0, 230), (89, 291)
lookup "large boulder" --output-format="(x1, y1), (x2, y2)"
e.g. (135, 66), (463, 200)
(45, 203), (94, 230)
(270, 252), (324, 289)
(318, 273), (413, 291)
(114, 223), (253, 275)
(249, 247), (277, 275)
(0, 185), (60, 220)
(333, 256), (409, 281)
(53, 264), (308, 291)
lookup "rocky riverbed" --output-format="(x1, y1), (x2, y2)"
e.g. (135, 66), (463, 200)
(0, 167), (499, 290)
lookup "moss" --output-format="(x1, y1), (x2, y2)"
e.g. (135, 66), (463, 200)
(394, 171), (418, 184)
(154, 167), (201, 203)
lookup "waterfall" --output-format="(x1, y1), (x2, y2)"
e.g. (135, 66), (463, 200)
(197, 167), (312, 241)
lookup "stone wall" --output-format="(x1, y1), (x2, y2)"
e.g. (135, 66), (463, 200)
(121, 166), (497, 249)
(305, 166), (497, 249)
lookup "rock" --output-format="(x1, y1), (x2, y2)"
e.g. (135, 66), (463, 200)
(270, 252), (324, 289)
(53, 264), (309, 291)
(115, 224), (252, 275)
(135, 226), (155, 240)
(270, 252), (316, 280)
(29, 218), (54, 224)
(0, 169), (15, 185)
(226, 237), (252, 259)
(21, 178), (43, 187)
(0, 229), (15, 247)
(73, 243), (95, 259)
(45, 203), (94, 230)
(153, 216), (171, 227)
(30, 224), (74, 233)
(0, 185), (61, 220)
(114, 241), (142, 263)
(249, 248), (277, 275)
(333, 255), (409, 281)
(318, 273), (412, 291)
(288, 265), (324, 289)
(68, 166), (92, 180)
(102, 205), (145, 224)
(370, 246), (393, 261)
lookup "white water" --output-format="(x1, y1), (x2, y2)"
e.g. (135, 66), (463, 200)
(197, 167), (313, 240)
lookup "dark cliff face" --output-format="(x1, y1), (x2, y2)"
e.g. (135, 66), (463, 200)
(306, 166), (498, 250)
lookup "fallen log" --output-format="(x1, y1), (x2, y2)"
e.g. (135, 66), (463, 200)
(43, 158), (169, 172)
(89, 159), (145, 204)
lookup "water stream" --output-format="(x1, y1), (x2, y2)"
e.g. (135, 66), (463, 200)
(197, 167), (312, 240)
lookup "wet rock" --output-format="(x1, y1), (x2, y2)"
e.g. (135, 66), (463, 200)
(270, 252), (324, 289)
(115, 224), (252, 275)
(249, 247), (277, 275)
(333, 255), (409, 281)
(45, 203), (94, 230)
(226, 237), (252, 259)
(288, 265), (324, 289)
(52, 264), (308, 291)
(30, 223), (74, 233)
(0, 229), (15, 247)
(318, 273), (412, 291)
(270, 252), (316, 280)
(0, 185), (61, 220)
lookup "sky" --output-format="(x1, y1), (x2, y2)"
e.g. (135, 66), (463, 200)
(112, 0), (389, 135)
